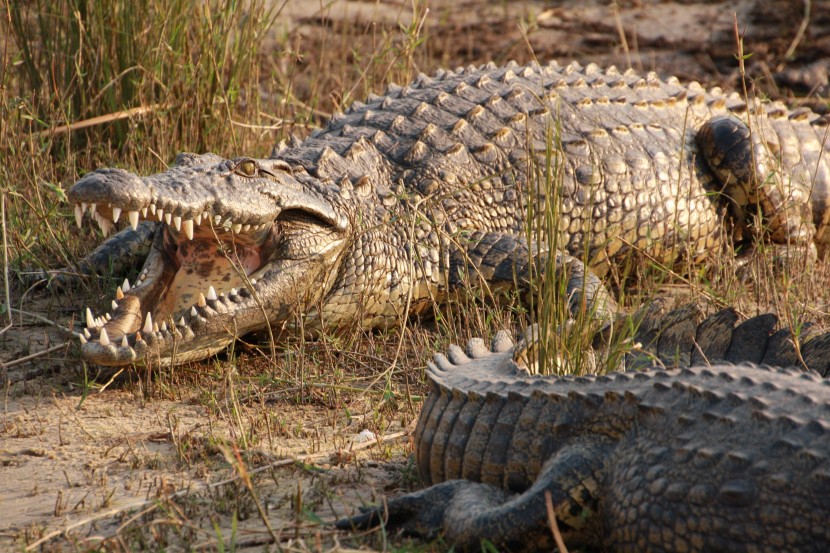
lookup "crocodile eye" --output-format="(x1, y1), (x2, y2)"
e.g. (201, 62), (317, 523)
(235, 159), (258, 177)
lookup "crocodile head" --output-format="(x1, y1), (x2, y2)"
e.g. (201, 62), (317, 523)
(68, 153), (351, 366)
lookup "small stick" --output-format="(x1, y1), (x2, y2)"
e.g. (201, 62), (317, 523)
(1, 342), (69, 369)
(33, 104), (165, 138)
(2, 193), (10, 327)
(9, 307), (79, 337)
(544, 490), (570, 553)
(784, 0), (811, 61)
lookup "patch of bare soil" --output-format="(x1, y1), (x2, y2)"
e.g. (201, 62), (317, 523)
(2, 340), (416, 550)
(3, 0), (829, 550)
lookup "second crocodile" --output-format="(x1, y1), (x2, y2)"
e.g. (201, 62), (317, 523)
(63, 60), (830, 366)
(336, 312), (830, 551)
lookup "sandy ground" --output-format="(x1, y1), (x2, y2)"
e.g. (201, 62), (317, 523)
(2, 0), (829, 550)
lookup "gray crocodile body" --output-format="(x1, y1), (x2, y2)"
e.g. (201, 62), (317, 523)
(63, 60), (830, 366)
(337, 309), (830, 552)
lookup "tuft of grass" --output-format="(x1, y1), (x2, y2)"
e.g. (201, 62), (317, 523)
(3, 0), (281, 279)
(6, 0), (280, 151)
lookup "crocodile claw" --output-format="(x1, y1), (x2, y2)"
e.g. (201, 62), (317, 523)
(334, 480), (497, 543)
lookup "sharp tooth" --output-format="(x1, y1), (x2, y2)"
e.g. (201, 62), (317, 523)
(214, 215), (222, 225)
(191, 306), (198, 317)
(90, 203), (96, 215)
(182, 219), (194, 240)
(250, 278), (257, 285)
(164, 212), (172, 225)
(242, 224), (250, 232)
(99, 327), (110, 347)
(105, 313), (112, 321)
(74, 204), (83, 228)
(143, 312), (153, 334)
(179, 317), (186, 327)
(157, 208), (164, 222)
(116, 286), (125, 300)
(81, 202), (88, 213)
(111, 300), (118, 310)
(128, 210), (139, 230)
(97, 216), (111, 237)
(86, 308), (96, 328)
(153, 322), (159, 333)
(173, 215), (181, 231)
(232, 223), (242, 233)
(121, 336), (129, 348)
(135, 331), (143, 342)
(150, 203), (157, 215)
(229, 288), (237, 295)
(123, 278), (131, 292)
(207, 286), (217, 301)
(79, 334), (87, 345)
(83, 328), (91, 339)
(160, 321), (168, 332)
(141, 207), (148, 217)
(197, 293), (206, 307)
(112, 207), (122, 223)
(194, 213), (202, 226)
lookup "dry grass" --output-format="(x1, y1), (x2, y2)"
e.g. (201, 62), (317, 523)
(2, 1), (829, 552)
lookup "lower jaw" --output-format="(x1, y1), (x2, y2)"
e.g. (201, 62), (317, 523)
(95, 232), (262, 340)
(80, 330), (235, 367)
(82, 244), (341, 367)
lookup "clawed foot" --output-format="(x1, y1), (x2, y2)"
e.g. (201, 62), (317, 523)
(334, 482), (460, 540)
(334, 479), (518, 551)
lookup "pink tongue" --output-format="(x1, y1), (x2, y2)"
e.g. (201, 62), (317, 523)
(157, 240), (261, 318)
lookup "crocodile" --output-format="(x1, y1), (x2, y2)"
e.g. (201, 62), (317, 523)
(335, 306), (830, 552)
(62, 60), (830, 366)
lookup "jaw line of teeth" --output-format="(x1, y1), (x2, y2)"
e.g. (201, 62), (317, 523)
(74, 203), (270, 239)
(83, 281), (258, 350)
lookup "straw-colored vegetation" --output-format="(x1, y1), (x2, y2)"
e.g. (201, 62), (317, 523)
(1, 1), (828, 551)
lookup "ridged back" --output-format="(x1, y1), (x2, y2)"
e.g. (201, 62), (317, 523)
(416, 339), (830, 493)
(275, 60), (830, 264)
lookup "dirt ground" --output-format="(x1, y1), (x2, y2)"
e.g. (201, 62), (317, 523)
(3, 0), (830, 550)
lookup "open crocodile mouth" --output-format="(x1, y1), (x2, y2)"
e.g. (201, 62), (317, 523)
(65, 156), (352, 366)
(68, 192), (345, 366)
(76, 201), (278, 351)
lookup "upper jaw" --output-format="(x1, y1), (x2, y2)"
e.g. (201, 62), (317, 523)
(67, 155), (343, 239)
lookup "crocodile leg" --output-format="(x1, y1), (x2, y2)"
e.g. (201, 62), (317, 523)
(75, 221), (159, 277)
(697, 115), (816, 249)
(23, 221), (158, 288)
(450, 231), (618, 322)
(336, 443), (610, 552)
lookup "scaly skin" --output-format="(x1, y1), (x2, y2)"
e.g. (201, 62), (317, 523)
(335, 309), (830, 552)
(63, 60), (830, 366)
